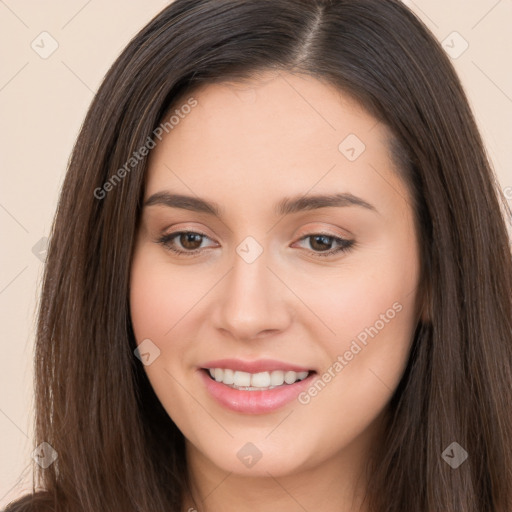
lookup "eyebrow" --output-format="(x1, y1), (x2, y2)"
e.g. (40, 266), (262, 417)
(143, 191), (378, 217)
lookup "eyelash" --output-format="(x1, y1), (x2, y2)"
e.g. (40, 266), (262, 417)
(156, 230), (355, 258)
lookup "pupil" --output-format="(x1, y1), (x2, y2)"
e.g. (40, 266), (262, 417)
(311, 235), (332, 251)
(181, 233), (202, 249)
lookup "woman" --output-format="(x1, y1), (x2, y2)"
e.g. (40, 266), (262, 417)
(4, 0), (512, 511)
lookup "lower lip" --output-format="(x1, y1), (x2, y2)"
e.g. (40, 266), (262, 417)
(199, 369), (315, 414)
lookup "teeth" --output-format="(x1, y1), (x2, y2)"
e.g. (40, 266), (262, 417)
(270, 370), (284, 386)
(223, 368), (235, 385)
(251, 372), (271, 388)
(206, 368), (310, 389)
(284, 371), (297, 384)
(233, 371), (251, 387)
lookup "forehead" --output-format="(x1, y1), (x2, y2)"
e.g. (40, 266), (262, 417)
(144, 71), (409, 214)
(170, 70), (380, 144)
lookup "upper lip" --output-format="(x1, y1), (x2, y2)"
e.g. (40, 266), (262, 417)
(200, 358), (314, 373)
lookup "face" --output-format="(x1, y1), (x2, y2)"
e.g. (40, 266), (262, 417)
(129, 70), (422, 479)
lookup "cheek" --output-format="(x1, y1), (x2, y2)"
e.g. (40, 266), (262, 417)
(299, 237), (420, 406)
(129, 249), (209, 343)
(129, 250), (198, 422)
(301, 248), (419, 350)
(301, 241), (420, 427)
(129, 266), (171, 344)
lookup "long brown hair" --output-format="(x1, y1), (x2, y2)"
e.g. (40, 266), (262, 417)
(4, 0), (512, 511)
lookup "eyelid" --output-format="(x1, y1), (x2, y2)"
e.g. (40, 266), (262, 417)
(293, 223), (353, 239)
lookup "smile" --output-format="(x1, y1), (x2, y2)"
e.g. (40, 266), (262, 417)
(198, 360), (317, 414)
(206, 368), (310, 390)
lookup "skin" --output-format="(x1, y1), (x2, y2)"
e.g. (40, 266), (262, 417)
(129, 70), (423, 512)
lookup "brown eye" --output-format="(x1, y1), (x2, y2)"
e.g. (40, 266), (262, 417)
(309, 235), (336, 252)
(156, 231), (216, 255)
(294, 233), (355, 258)
(178, 232), (204, 250)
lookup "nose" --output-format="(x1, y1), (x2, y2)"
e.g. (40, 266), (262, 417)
(213, 245), (292, 341)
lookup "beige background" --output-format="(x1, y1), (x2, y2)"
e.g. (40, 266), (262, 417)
(1, 0), (511, 504)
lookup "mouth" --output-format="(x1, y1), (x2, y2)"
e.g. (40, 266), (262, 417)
(198, 361), (317, 414)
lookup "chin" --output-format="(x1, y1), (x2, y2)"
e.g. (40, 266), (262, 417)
(191, 436), (318, 478)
